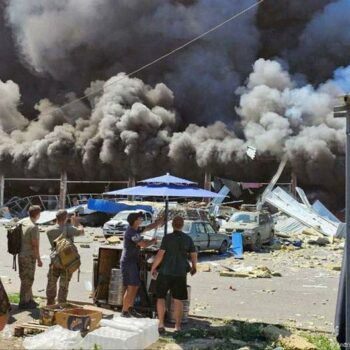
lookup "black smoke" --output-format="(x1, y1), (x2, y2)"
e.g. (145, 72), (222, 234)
(0, 0), (349, 209)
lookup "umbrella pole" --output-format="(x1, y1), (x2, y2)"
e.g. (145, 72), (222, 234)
(164, 196), (169, 235)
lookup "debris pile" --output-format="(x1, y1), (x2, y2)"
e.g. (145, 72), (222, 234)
(220, 265), (282, 279)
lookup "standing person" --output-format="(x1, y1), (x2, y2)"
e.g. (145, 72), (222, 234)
(18, 205), (42, 310)
(46, 210), (84, 305)
(151, 216), (197, 333)
(120, 212), (163, 318)
(0, 278), (10, 331)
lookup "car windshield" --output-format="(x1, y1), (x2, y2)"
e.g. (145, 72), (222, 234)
(230, 213), (257, 223)
(146, 221), (192, 237)
(112, 212), (133, 221)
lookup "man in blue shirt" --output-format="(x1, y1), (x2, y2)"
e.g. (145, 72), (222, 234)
(120, 212), (163, 317)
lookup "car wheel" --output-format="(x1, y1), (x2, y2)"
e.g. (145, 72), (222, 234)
(218, 240), (228, 255)
(251, 233), (262, 252)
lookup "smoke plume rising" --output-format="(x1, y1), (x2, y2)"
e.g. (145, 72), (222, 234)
(0, 0), (349, 208)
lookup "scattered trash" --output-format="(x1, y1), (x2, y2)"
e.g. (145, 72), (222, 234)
(22, 325), (82, 350)
(220, 266), (281, 279)
(308, 237), (330, 246)
(292, 240), (303, 248)
(197, 264), (211, 272)
(0, 325), (13, 339)
(280, 334), (317, 350)
(107, 236), (121, 244)
(229, 286), (236, 291)
(79, 244), (91, 248)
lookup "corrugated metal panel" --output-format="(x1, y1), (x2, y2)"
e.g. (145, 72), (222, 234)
(266, 187), (339, 237)
(274, 215), (307, 235)
(312, 200), (341, 223)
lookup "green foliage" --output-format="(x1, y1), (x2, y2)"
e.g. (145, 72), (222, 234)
(305, 334), (340, 350)
(8, 293), (20, 304)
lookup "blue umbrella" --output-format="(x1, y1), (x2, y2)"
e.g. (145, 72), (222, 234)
(140, 173), (196, 185)
(104, 184), (223, 198)
(104, 173), (224, 234)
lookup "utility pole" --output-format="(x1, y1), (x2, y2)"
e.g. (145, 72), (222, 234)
(204, 171), (212, 203)
(334, 95), (350, 344)
(0, 174), (4, 207)
(59, 171), (67, 209)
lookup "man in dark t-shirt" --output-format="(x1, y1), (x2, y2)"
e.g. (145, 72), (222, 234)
(120, 212), (163, 318)
(151, 216), (197, 332)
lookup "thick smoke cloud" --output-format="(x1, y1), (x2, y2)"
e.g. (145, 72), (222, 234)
(5, 0), (259, 124)
(1, 1), (350, 208)
(288, 0), (350, 82)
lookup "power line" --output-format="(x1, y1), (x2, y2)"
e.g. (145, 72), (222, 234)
(5, 0), (265, 135)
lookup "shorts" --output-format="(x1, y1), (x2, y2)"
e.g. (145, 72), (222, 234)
(156, 273), (187, 301)
(120, 261), (141, 287)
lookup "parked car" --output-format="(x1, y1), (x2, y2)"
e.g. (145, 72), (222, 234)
(102, 209), (153, 238)
(219, 210), (274, 251)
(145, 220), (230, 254)
(78, 212), (111, 227)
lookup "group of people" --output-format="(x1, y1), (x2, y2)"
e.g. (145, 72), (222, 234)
(17, 205), (84, 309)
(1, 205), (198, 335)
(120, 212), (197, 333)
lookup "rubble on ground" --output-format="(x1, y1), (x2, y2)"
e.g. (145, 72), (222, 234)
(220, 265), (282, 279)
(280, 334), (317, 350)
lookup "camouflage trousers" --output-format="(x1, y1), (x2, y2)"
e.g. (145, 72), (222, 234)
(18, 255), (36, 304)
(46, 265), (72, 305)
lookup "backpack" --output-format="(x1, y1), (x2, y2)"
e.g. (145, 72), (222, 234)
(51, 229), (81, 275)
(7, 224), (22, 271)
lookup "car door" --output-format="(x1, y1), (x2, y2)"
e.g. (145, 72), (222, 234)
(204, 223), (221, 250)
(191, 222), (208, 250)
(143, 212), (152, 225)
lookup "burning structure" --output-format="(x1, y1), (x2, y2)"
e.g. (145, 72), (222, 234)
(0, 0), (349, 208)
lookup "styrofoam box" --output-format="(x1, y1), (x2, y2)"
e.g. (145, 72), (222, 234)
(79, 326), (139, 350)
(80, 317), (159, 350)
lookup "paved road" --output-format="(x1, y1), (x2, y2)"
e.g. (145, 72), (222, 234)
(0, 226), (341, 332)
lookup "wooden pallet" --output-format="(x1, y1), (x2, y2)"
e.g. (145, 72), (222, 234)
(14, 322), (49, 337)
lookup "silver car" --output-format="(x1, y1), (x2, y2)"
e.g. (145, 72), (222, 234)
(103, 210), (153, 237)
(146, 220), (230, 254)
(220, 210), (274, 251)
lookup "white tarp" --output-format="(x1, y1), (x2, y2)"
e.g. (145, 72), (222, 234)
(36, 204), (95, 225)
(266, 187), (341, 237)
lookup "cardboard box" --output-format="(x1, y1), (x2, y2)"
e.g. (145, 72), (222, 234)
(40, 303), (82, 326)
(55, 308), (102, 332)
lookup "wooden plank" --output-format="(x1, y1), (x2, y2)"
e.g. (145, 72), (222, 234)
(14, 323), (49, 337)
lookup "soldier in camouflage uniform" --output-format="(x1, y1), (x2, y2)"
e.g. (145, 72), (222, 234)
(18, 205), (42, 309)
(46, 210), (84, 305)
